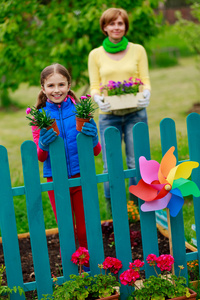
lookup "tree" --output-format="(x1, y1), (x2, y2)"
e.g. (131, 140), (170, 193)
(0, 0), (162, 107)
(175, 1), (200, 55)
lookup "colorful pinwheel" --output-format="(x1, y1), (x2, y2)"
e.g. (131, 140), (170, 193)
(129, 146), (200, 217)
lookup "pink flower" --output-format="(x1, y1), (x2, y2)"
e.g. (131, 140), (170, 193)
(71, 247), (90, 266)
(80, 96), (87, 99)
(120, 269), (140, 286)
(156, 254), (174, 272)
(26, 107), (31, 114)
(103, 257), (122, 274)
(86, 94), (91, 97)
(130, 259), (144, 270)
(146, 254), (157, 266)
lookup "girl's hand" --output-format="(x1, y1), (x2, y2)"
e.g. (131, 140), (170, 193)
(81, 119), (99, 147)
(39, 128), (58, 151)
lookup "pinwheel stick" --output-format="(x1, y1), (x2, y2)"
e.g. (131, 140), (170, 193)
(167, 208), (175, 275)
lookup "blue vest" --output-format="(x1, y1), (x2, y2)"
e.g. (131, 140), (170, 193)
(41, 99), (79, 178)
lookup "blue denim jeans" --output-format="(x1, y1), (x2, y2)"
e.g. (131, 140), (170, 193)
(99, 109), (148, 199)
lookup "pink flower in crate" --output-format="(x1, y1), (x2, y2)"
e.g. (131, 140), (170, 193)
(71, 247), (90, 266)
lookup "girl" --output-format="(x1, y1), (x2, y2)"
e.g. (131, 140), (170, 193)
(32, 63), (101, 252)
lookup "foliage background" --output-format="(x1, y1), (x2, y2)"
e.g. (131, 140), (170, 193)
(0, 0), (162, 106)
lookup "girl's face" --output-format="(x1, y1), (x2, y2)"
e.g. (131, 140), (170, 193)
(103, 15), (126, 43)
(42, 73), (71, 104)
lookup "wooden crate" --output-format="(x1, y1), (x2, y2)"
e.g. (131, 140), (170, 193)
(104, 92), (144, 111)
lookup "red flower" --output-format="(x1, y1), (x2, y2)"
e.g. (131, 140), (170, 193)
(103, 257), (122, 274)
(129, 259), (144, 271)
(156, 254), (174, 272)
(120, 269), (140, 286)
(146, 254), (157, 266)
(71, 247), (90, 266)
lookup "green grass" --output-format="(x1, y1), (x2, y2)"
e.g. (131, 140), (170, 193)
(1, 55), (200, 246)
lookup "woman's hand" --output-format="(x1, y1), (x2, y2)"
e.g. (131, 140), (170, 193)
(81, 119), (99, 147)
(137, 89), (151, 108)
(39, 128), (58, 151)
(94, 95), (111, 112)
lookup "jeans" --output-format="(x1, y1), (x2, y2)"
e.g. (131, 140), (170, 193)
(99, 109), (148, 199)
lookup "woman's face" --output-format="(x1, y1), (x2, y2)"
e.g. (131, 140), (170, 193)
(103, 15), (126, 43)
(42, 73), (70, 104)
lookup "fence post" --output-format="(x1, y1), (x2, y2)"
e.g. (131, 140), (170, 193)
(0, 145), (25, 300)
(105, 127), (132, 300)
(21, 141), (53, 298)
(49, 137), (77, 280)
(187, 113), (200, 278)
(160, 118), (188, 280)
(133, 122), (159, 277)
(77, 133), (104, 275)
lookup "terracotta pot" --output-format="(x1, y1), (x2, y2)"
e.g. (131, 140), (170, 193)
(167, 288), (197, 299)
(76, 116), (90, 132)
(96, 291), (119, 300)
(190, 280), (199, 289)
(46, 120), (60, 136)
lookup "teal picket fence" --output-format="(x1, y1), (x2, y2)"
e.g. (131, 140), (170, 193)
(0, 112), (200, 300)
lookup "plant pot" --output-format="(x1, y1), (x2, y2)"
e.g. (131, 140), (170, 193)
(76, 116), (90, 132)
(46, 120), (60, 136)
(167, 288), (197, 299)
(190, 280), (199, 290)
(96, 291), (119, 300)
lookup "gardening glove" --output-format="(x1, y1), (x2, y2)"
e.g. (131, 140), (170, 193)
(94, 94), (111, 112)
(81, 118), (99, 147)
(137, 89), (151, 108)
(39, 128), (58, 151)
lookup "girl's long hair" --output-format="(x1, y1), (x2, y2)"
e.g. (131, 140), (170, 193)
(36, 63), (79, 109)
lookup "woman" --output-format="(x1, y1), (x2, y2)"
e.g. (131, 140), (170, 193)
(88, 8), (151, 214)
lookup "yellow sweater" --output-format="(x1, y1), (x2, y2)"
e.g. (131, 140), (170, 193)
(88, 43), (151, 99)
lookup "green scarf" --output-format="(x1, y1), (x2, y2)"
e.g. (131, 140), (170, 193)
(102, 36), (129, 53)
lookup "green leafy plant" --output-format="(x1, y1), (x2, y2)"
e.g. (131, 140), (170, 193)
(100, 78), (143, 96)
(0, 265), (25, 299)
(41, 247), (121, 300)
(26, 106), (55, 129)
(75, 94), (97, 119)
(120, 254), (192, 300)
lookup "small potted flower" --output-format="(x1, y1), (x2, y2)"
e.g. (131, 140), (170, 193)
(26, 106), (60, 135)
(100, 78), (144, 112)
(75, 94), (97, 131)
(120, 254), (197, 300)
(41, 247), (121, 300)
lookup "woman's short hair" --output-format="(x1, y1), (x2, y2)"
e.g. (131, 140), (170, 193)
(100, 8), (129, 36)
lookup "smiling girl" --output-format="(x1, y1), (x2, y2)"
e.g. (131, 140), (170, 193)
(31, 63), (101, 254)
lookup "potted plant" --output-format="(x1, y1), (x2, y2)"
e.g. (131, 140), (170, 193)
(41, 247), (121, 300)
(26, 106), (60, 135)
(100, 78), (144, 112)
(120, 254), (197, 300)
(75, 94), (97, 131)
